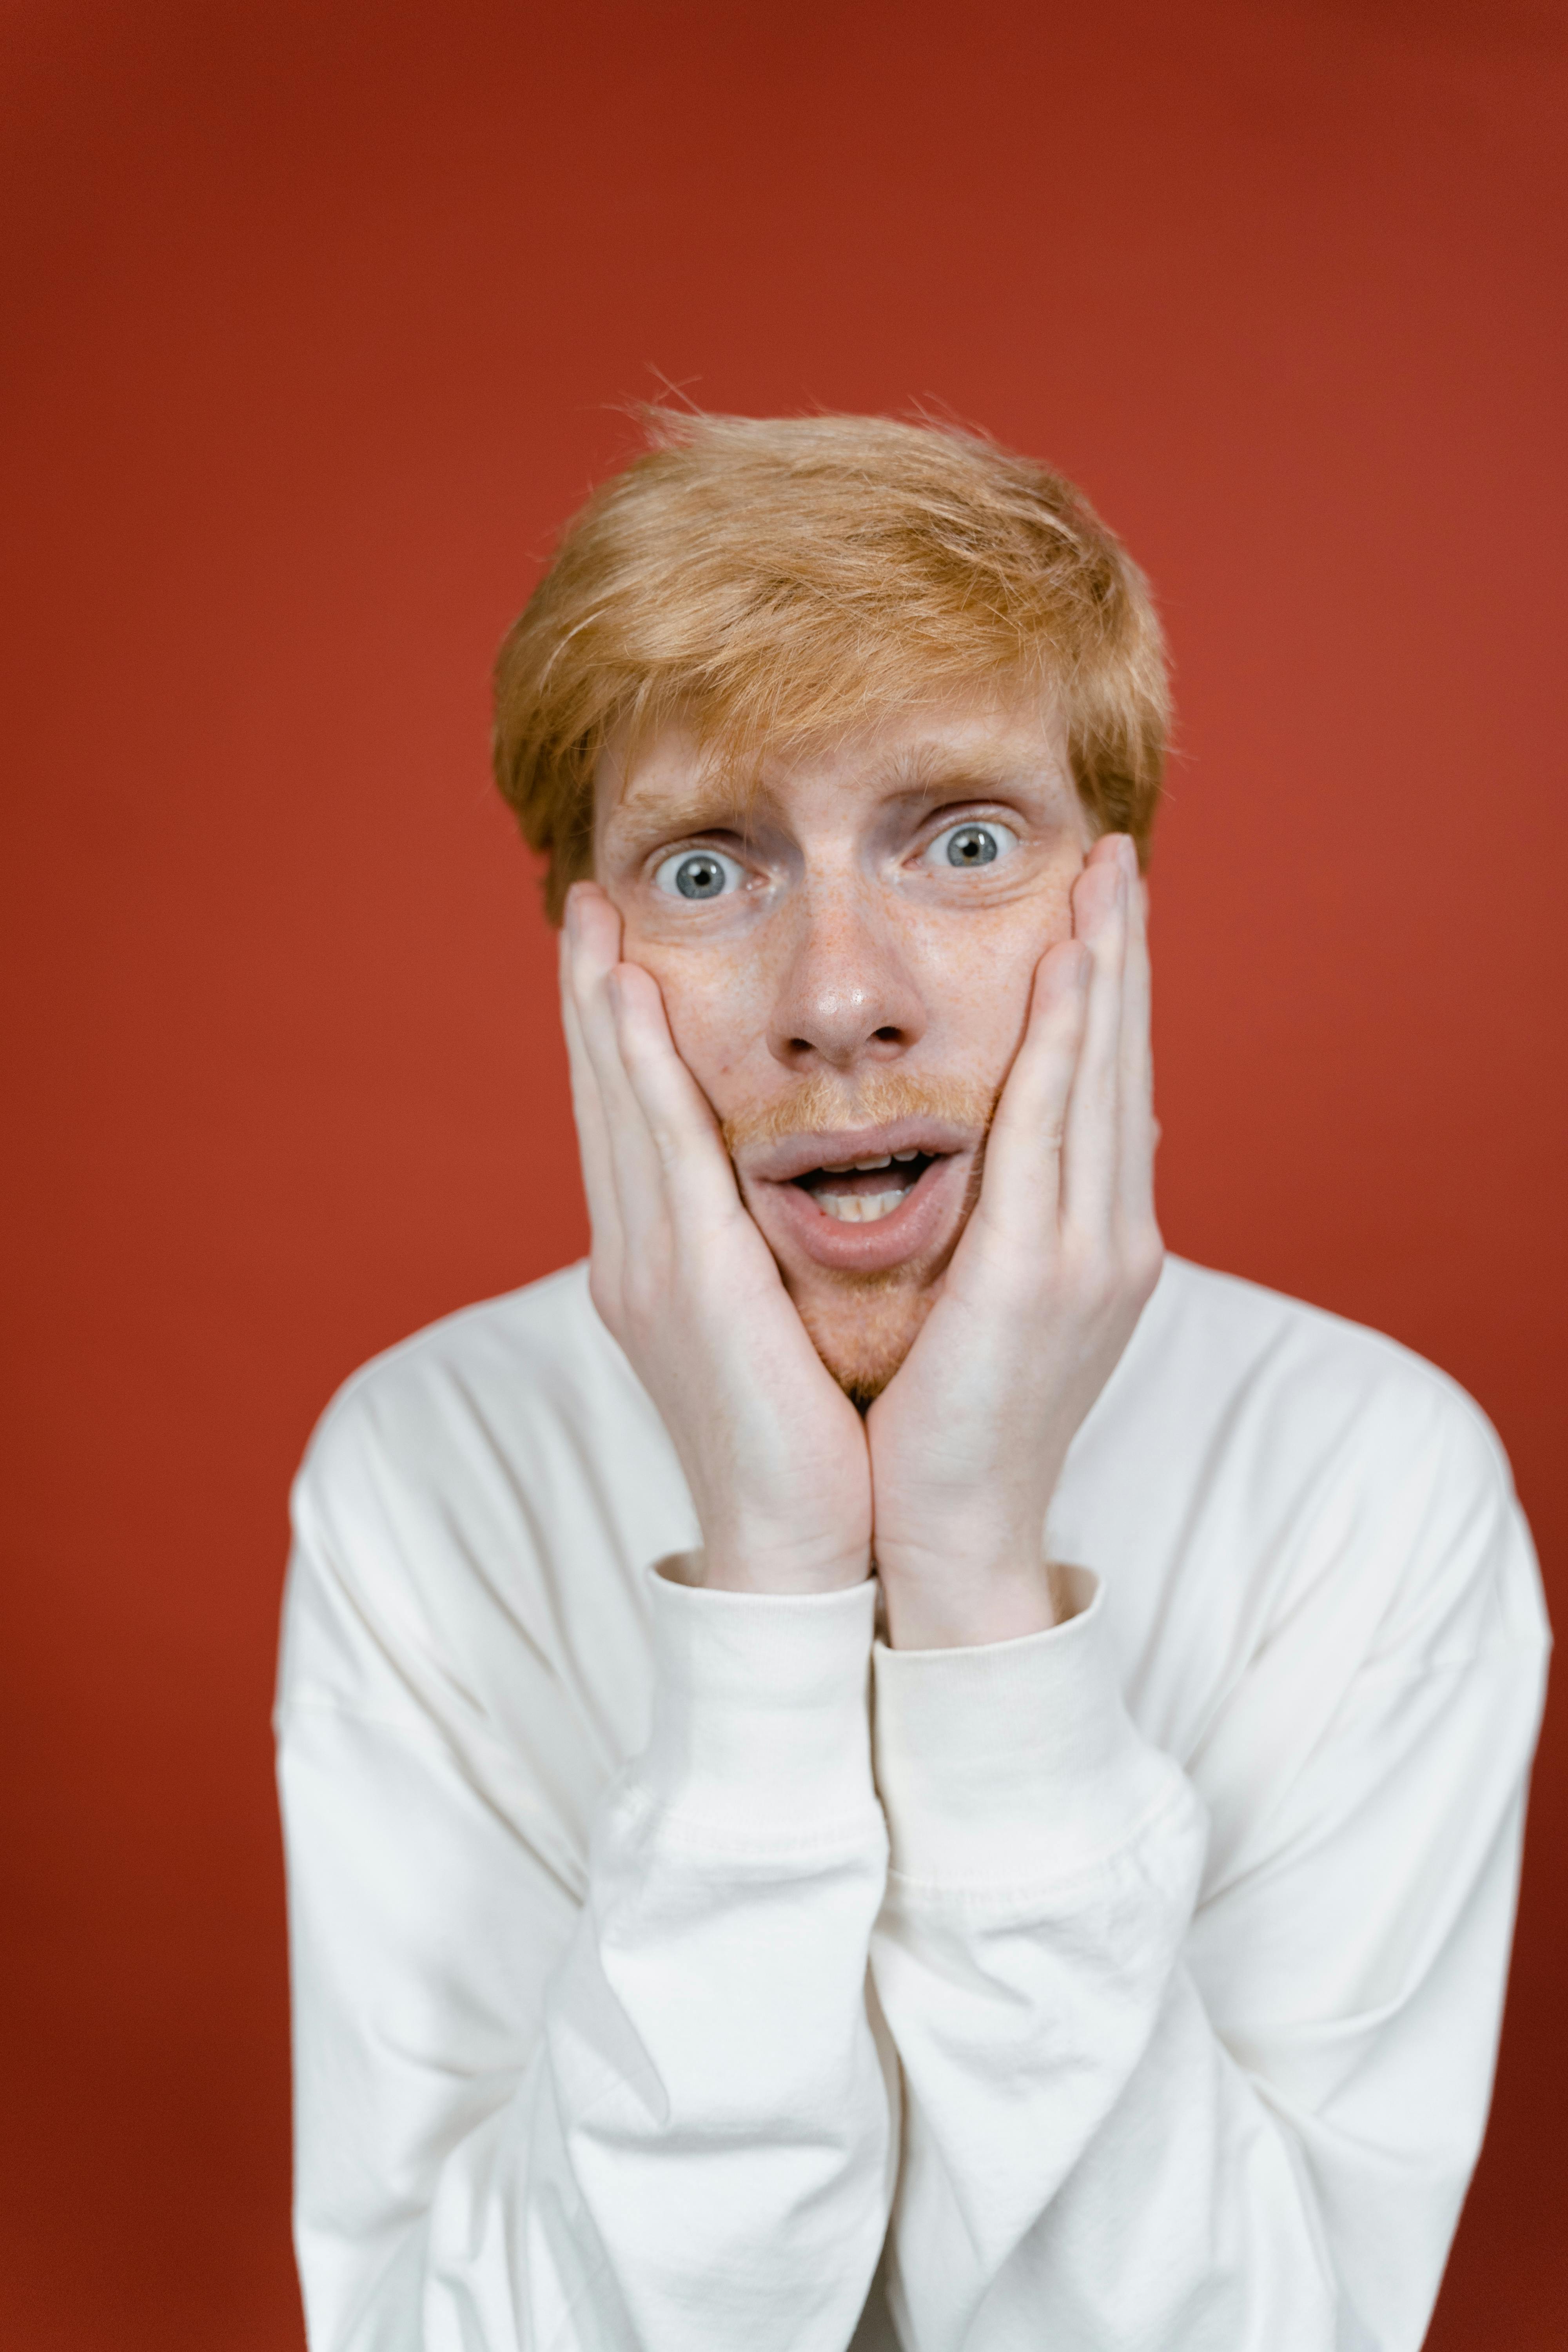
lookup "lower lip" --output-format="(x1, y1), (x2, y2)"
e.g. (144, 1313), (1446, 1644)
(749, 1154), (968, 1273)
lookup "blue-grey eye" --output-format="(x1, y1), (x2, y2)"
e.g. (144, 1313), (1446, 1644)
(922, 818), (1020, 871)
(653, 846), (746, 900)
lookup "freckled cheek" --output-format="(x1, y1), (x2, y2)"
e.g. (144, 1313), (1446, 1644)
(626, 942), (772, 1101)
(927, 958), (1037, 1083)
(906, 898), (1072, 1079)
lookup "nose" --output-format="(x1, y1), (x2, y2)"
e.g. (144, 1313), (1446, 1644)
(766, 880), (927, 1074)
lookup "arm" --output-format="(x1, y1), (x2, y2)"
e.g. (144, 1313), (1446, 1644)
(860, 836), (1547, 2345)
(280, 885), (898, 2347)
(867, 1475), (1544, 2352)
(279, 1519), (894, 2352)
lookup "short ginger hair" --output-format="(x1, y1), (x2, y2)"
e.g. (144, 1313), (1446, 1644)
(492, 410), (1169, 921)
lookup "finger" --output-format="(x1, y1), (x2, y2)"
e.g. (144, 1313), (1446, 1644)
(974, 937), (1092, 1240)
(565, 877), (624, 973)
(565, 889), (747, 1286)
(1117, 867), (1158, 1234)
(608, 962), (746, 1229)
(1059, 844), (1130, 1240)
(558, 922), (625, 1281)
(563, 885), (670, 1227)
(559, 889), (619, 1180)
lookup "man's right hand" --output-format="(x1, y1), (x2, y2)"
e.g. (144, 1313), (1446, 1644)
(562, 882), (873, 1597)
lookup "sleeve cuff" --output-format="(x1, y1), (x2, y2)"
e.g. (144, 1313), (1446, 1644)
(637, 1558), (880, 1846)
(871, 1568), (1189, 1887)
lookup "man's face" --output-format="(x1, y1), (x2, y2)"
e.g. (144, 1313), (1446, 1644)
(594, 693), (1096, 1399)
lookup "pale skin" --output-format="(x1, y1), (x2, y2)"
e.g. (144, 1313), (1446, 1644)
(559, 692), (1163, 1649)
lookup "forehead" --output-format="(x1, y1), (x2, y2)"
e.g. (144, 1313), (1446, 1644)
(595, 693), (1073, 849)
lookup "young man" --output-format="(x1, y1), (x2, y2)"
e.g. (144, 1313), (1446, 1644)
(276, 414), (1548, 2352)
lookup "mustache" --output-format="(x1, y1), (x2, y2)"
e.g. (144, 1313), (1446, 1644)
(720, 1069), (998, 1157)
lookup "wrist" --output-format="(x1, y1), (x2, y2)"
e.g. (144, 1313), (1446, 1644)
(877, 1551), (1067, 1649)
(693, 1533), (873, 1597)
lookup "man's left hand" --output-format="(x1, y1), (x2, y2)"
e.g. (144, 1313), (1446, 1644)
(866, 832), (1163, 1648)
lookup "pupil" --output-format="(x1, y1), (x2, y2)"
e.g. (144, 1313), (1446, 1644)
(676, 854), (724, 899)
(947, 826), (996, 867)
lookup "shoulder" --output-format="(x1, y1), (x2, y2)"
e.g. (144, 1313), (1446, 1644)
(1140, 1256), (1508, 1475)
(299, 1262), (606, 1486)
(279, 1262), (686, 1730)
(289, 1259), (676, 1577)
(1094, 1257), (1547, 1669)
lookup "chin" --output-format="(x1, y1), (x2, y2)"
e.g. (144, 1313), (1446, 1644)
(790, 1269), (938, 1409)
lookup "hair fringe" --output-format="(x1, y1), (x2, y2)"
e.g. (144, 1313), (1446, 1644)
(492, 408), (1170, 921)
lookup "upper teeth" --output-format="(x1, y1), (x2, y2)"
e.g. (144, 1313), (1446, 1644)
(819, 1192), (905, 1223)
(818, 1150), (922, 1173)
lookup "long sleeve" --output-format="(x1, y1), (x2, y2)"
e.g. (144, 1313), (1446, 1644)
(869, 1443), (1547, 2352)
(279, 1538), (895, 2351)
(274, 1256), (1548, 2352)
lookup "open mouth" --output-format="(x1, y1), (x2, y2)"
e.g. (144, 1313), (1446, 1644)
(738, 1113), (980, 1274)
(793, 1149), (938, 1224)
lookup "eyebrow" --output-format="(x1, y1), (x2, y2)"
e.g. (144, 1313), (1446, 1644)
(873, 742), (1054, 804)
(606, 774), (756, 849)
(605, 731), (1063, 849)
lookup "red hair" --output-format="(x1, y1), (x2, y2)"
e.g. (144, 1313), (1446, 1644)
(492, 410), (1170, 920)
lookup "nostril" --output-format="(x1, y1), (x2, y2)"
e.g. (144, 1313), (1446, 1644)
(873, 1027), (902, 1044)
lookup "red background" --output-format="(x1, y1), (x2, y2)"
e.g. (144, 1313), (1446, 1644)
(3, 2), (1564, 2343)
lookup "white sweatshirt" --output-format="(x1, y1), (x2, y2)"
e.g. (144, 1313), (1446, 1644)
(276, 1255), (1547, 2352)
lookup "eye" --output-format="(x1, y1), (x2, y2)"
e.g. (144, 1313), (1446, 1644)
(921, 817), (1021, 872)
(652, 846), (748, 901)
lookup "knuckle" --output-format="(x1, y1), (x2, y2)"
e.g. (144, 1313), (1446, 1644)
(1079, 1265), (1117, 1319)
(586, 1262), (624, 1338)
(648, 1122), (684, 1176)
(1129, 1232), (1166, 1299)
(621, 1262), (661, 1328)
(1055, 1241), (1111, 1318)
